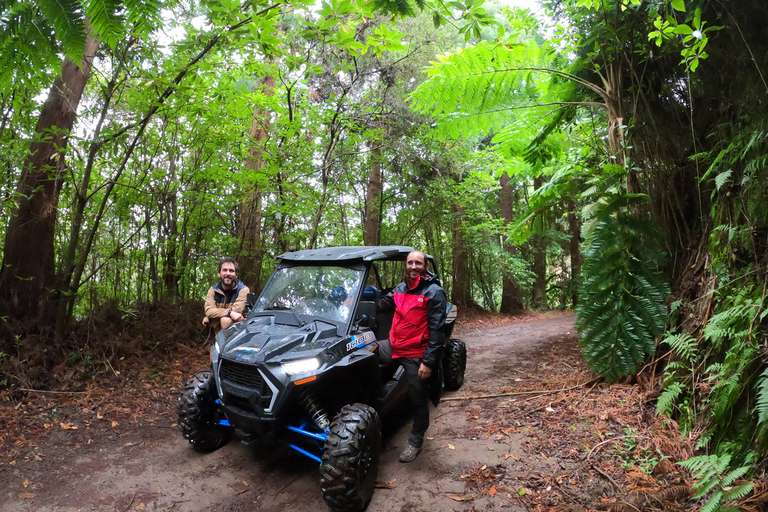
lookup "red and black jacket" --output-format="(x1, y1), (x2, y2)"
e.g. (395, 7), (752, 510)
(380, 273), (447, 369)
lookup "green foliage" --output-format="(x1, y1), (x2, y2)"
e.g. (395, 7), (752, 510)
(655, 381), (683, 417)
(677, 454), (754, 512)
(612, 425), (668, 474)
(657, 112), (768, 461)
(575, 182), (670, 381)
(409, 38), (558, 140)
(35, 0), (87, 60)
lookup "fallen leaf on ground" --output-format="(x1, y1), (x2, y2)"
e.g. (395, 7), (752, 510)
(59, 423), (77, 430)
(375, 481), (393, 489)
(387, 479), (396, 484)
(488, 446), (494, 451)
(19, 493), (35, 499)
(449, 495), (475, 502)
(489, 485), (497, 497)
(443, 443), (455, 450)
(124, 442), (138, 447)
(135, 503), (146, 510)
(236, 489), (250, 495)
(111, 421), (119, 427)
(502, 452), (518, 460)
(23, 479), (29, 487)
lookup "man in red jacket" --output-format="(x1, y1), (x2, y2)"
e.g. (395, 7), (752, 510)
(379, 250), (447, 462)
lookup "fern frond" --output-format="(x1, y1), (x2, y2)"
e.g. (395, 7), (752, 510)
(720, 466), (750, 487)
(656, 382), (683, 416)
(36, 0), (87, 62)
(84, 0), (124, 46)
(755, 368), (768, 425)
(700, 490), (723, 512)
(721, 482), (754, 501)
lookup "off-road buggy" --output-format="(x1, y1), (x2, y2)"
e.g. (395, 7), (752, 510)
(177, 246), (467, 512)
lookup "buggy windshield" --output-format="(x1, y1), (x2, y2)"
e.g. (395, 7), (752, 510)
(253, 265), (364, 324)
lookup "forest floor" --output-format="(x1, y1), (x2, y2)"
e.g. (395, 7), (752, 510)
(0, 310), (707, 512)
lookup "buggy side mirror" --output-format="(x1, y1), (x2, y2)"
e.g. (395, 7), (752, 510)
(246, 292), (257, 313)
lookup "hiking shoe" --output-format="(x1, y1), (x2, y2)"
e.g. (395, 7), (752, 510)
(399, 444), (421, 463)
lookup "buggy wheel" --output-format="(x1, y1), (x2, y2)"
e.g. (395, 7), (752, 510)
(177, 369), (232, 452)
(443, 339), (467, 391)
(320, 404), (381, 512)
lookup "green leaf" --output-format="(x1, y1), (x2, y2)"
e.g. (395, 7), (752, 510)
(671, 0), (685, 12)
(714, 170), (733, 190)
(673, 24), (693, 35)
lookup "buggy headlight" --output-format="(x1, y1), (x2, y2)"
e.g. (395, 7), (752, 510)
(282, 358), (320, 375)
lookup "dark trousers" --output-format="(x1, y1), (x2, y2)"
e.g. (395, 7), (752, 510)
(377, 340), (430, 448)
(397, 357), (430, 448)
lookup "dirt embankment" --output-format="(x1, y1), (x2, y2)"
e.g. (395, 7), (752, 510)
(0, 311), (698, 512)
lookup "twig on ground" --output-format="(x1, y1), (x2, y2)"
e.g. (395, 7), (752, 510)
(572, 381), (599, 408)
(102, 352), (119, 377)
(441, 380), (597, 402)
(591, 463), (621, 490)
(18, 389), (90, 394)
(120, 493), (138, 512)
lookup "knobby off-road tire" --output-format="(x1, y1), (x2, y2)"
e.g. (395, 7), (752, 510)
(320, 403), (381, 512)
(177, 369), (232, 453)
(443, 339), (467, 391)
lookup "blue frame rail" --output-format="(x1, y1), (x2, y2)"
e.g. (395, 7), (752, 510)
(282, 421), (328, 464)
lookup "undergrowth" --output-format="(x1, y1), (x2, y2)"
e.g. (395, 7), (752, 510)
(657, 123), (768, 509)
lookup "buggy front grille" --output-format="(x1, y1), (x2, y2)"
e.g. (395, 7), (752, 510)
(219, 359), (274, 411)
(221, 359), (264, 389)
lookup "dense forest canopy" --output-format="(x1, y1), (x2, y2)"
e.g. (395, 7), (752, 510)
(2, 0), (768, 493)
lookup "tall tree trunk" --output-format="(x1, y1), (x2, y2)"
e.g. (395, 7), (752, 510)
(0, 34), (99, 328)
(567, 197), (581, 307)
(307, 160), (330, 250)
(531, 176), (548, 310)
(146, 210), (159, 304)
(498, 172), (524, 313)
(451, 204), (472, 307)
(162, 146), (180, 301)
(364, 144), (383, 246)
(237, 76), (274, 293)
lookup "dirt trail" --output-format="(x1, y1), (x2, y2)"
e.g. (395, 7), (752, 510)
(0, 312), (577, 512)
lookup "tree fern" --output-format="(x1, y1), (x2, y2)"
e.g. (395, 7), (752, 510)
(576, 190), (670, 381)
(15, 0), (162, 64)
(84, 0), (124, 46)
(36, 0), (87, 61)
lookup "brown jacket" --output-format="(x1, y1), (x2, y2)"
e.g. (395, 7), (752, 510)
(204, 280), (250, 331)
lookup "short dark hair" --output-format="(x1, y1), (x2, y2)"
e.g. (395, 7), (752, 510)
(218, 257), (239, 275)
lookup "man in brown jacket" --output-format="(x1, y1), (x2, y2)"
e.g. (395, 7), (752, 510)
(201, 257), (250, 332)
